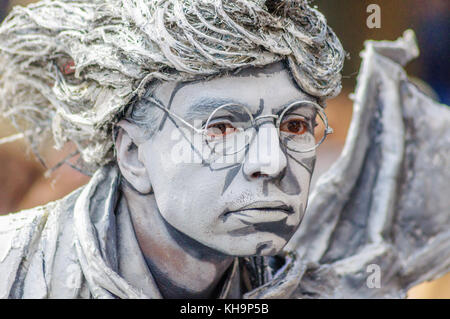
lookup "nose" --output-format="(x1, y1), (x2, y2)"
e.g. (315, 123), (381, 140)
(243, 123), (287, 180)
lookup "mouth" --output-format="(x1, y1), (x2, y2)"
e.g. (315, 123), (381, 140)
(239, 200), (293, 212)
(221, 200), (294, 222)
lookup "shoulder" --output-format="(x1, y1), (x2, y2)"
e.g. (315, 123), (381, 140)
(0, 187), (84, 298)
(0, 187), (82, 249)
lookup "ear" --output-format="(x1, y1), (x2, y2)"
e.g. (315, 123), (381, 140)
(115, 120), (152, 194)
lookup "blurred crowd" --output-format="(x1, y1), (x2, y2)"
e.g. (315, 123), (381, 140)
(0, 0), (448, 298)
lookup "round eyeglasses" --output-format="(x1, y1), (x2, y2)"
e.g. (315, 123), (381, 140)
(146, 98), (333, 156)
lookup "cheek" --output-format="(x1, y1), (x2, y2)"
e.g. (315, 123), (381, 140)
(288, 151), (315, 182)
(284, 152), (315, 212)
(142, 139), (228, 219)
(272, 151), (315, 201)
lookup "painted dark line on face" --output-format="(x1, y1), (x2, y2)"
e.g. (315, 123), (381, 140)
(286, 151), (315, 176)
(158, 82), (190, 131)
(164, 115), (207, 164)
(255, 241), (274, 255)
(252, 218), (295, 241)
(127, 142), (137, 152)
(254, 99), (264, 118)
(263, 180), (269, 197)
(227, 226), (255, 236)
(299, 156), (316, 173)
(221, 164), (242, 195)
(270, 161), (302, 196)
(207, 162), (242, 171)
(227, 217), (295, 242)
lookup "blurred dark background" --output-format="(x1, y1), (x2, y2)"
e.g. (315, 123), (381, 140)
(316, 0), (449, 105)
(0, 0), (449, 298)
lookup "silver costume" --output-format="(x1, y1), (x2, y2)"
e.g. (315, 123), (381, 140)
(1, 30), (449, 298)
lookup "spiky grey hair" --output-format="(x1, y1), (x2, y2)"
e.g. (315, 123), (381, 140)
(0, 0), (344, 170)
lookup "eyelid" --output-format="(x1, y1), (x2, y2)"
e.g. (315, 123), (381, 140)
(203, 117), (234, 128)
(281, 113), (311, 123)
(208, 115), (234, 122)
(282, 104), (316, 119)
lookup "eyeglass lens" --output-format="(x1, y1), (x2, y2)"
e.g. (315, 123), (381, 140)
(203, 102), (328, 155)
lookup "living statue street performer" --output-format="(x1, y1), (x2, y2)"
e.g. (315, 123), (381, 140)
(0, 0), (449, 299)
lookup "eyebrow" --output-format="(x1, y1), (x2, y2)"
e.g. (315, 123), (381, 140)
(184, 97), (319, 122)
(184, 97), (249, 122)
(271, 99), (317, 116)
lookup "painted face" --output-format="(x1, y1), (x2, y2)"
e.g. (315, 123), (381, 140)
(138, 63), (318, 256)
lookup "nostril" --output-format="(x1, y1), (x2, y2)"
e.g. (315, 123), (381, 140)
(252, 172), (269, 179)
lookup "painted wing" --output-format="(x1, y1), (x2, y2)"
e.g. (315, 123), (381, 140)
(285, 30), (450, 298)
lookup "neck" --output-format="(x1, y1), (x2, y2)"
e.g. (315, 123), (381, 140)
(120, 181), (234, 299)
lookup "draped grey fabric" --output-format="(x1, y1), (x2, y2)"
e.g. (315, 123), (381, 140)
(286, 31), (450, 298)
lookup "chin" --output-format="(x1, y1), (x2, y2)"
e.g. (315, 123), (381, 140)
(253, 239), (287, 256)
(216, 234), (288, 257)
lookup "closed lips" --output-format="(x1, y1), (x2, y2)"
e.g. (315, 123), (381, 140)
(224, 201), (294, 216)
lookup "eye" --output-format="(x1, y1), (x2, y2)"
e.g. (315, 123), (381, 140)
(206, 122), (237, 138)
(280, 118), (308, 135)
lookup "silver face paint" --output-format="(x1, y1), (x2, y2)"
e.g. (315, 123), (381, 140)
(136, 63), (317, 256)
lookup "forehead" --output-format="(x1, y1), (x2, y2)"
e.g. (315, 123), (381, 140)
(153, 62), (318, 116)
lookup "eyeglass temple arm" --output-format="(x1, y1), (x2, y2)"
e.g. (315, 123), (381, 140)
(315, 106), (334, 135)
(145, 97), (334, 137)
(144, 97), (203, 134)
